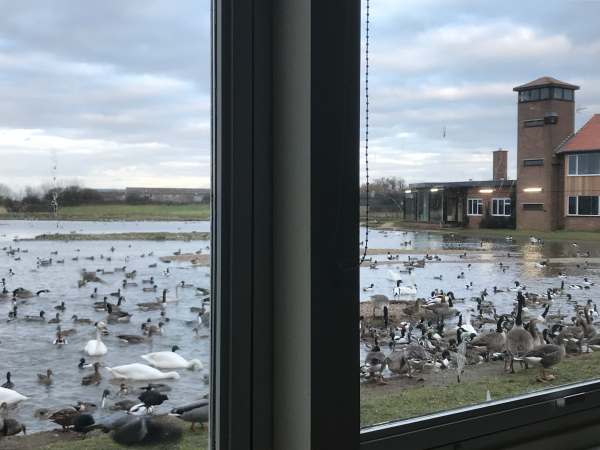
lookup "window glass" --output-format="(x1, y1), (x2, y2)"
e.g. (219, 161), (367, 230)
(576, 153), (600, 175)
(564, 89), (574, 101)
(568, 155), (577, 175)
(568, 196), (578, 215)
(359, 0), (600, 432)
(576, 196), (599, 215)
(0, 2), (211, 448)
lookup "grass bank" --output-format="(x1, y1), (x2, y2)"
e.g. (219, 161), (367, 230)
(0, 204), (210, 221)
(361, 351), (600, 427)
(22, 232), (210, 241)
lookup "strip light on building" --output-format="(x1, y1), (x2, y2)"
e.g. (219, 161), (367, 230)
(479, 189), (494, 193)
(404, 190), (412, 194)
(430, 188), (439, 192)
(523, 187), (543, 193)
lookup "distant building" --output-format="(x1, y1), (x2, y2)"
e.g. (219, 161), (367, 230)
(95, 188), (127, 202)
(399, 77), (600, 231)
(125, 187), (210, 204)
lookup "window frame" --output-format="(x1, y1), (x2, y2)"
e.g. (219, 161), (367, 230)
(467, 198), (483, 216)
(523, 158), (544, 167)
(491, 197), (511, 216)
(215, 1), (600, 449)
(566, 195), (600, 216)
(567, 152), (600, 176)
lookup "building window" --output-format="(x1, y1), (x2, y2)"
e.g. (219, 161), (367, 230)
(540, 87), (550, 99)
(522, 203), (544, 211)
(568, 152), (600, 176)
(492, 198), (511, 216)
(467, 198), (483, 215)
(523, 159), (544, 167)
(568, 196), (600, 216)
(554, 87), (564, 99)
(564, 89), (574, 100)
(524, 118), (544, 127)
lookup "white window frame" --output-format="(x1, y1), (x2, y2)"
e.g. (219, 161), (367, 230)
(467, 198), (483, 216)
(492, 197), (511, 216)
(567, 153), (600, 176)
(566, 195), (600, 216)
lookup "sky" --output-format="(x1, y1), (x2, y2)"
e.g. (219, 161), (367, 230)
(0, 1), (599, 192)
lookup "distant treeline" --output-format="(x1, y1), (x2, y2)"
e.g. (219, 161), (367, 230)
(0, 184), (202, 213)
(360, 177), (406, 212)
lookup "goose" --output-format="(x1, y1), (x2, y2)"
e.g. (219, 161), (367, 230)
(0, 408), (26, 436)
(84, 322), (108, 356)
(122, 279), (138, 288)
(362, 283), (375, 292)
(37, 369), (53, 385)
(137, 300), (164, 311)
(48, 312), (61, 324)
(12, 288), (33, 299)
(105, 363), (180, 381)
(170, 398), (209, 431)
(523, 337), (566, 382)
(141, 346), (203, 370)
(142, 322), (164, 336)
(36, 289), (50, 296)
(196, 287), (210, 296)
(0, 387), (28, 406)
(24, 310), (46, 322)
(142, 277), (155, 285)
(505, 293), (534, 373)
(584, 277), (595, 287)
(106, 303), (132, 323)
(1, 373), (13, 390)
(469, 316), (507, 360)
(110, 288), (121, 298)
(142, 285), (158, 293)
(54, 301), (66, 312)
(81, 362), (102, 386)
(157, 289), (177, 303)
(90, 288), (98, 299)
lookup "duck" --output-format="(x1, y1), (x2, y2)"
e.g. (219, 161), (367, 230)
(72, 315), (93, 325)
(106, 303), (132, 323)
(78, 358), (92, 370)
(24, 310), (46, 322)
(142, 285), (158, 293)
(105, 363), (181, 381)
(81, 362), (102, 386)
(505, 293), (534, 373)
(170, 398), (209, 431)
(142, 277), (155, 285)
(49, 407), (80, 431)
(37, 369), (53, 385)
(142, 322), (164, 336)
(0, 387), (28, 406)
(141, 346), (203, 370)
(362, 284), (375, 292)
(48, 312), (61, 324)
(84, 322), (108, 356)
(54, 301), (66, 312)
(110, 398), (139, 412)
(117, 334), (149, 344)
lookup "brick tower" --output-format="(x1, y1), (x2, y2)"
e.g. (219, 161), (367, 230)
(514, 77), (579, 231)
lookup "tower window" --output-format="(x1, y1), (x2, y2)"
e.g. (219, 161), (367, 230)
(564, 89), (574, 100)
(529, 88), (540, 101)
(523, 159), (544, 167)
(540, 87), (550, 99)
(554, 87), (564, 99)
(524, 119), (544, 127)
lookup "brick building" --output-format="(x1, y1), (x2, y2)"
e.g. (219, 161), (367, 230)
(400, 77), (600, 231)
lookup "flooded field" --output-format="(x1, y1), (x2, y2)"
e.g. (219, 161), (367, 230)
(360, 228), (600, 424)
(0, 220), (210, 433)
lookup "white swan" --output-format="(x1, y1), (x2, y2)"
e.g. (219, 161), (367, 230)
(105, 363), (180, 381)
(141, 346), (203, 370)
(387, 270), (402, 282)
(398, 285), (417, 296)
(0, 387), (28, 405)
(84, 322), (108, 356)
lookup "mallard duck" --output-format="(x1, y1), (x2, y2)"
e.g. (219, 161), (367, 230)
(72, 315), (93, 325)
(117, 334), (148, 344)
(81, 362), (102, 386)
(170, 399), (209, 431)
(37, 369), (53, 385)
(49, 407), (79, 431)
(1, 372), (14, 389)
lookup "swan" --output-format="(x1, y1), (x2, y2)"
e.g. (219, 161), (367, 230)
(397, 285), (417, 296)
(84, 322), (108, 356)
(105, 363), (180, 381)
(387, 270), (402, 283)
(141, 346), (203, 370)
(0, 387), (28, 406)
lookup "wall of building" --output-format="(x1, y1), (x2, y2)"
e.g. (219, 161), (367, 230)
(562, 157), (600, 230)
(465, 187), (515, 229)
(516, 98), (575, 231)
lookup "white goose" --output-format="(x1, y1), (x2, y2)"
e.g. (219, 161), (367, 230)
(0, 386), (28, 405)
(141, 346), (203, 370)
(84, 322), (108, 356)
(105, 363), (180, 381)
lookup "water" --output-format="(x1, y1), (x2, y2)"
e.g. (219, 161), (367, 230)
(0, 220), (210, 432)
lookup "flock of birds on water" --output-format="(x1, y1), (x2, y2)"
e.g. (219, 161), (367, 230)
(0, 242), (210, 444)
(361, 232), (600, 393)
